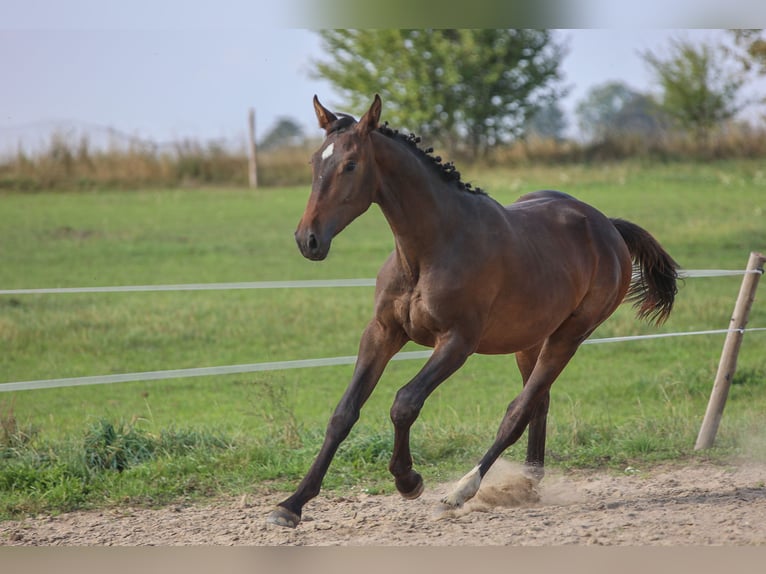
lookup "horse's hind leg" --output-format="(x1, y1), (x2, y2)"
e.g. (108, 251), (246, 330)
(441, 334), (584, 509)
(516, 345), (548, 481)
(523, 391), (550, 481)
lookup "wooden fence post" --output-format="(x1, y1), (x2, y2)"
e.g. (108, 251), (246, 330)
(694, 251), (766, 450)
(248, 108), (258, 189)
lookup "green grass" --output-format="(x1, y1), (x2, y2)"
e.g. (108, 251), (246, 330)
(1, 159), (765, 519)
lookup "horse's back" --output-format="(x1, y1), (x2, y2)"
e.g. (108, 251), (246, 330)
(506, 189), (599, 222)
(430, 190), (623, 353)
(504, 189), (625, 251)
(513, 189), (577, 205)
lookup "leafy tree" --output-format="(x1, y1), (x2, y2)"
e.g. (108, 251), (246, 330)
(575, 81), (666, 142)
(642, 39), (744, 146)
(524, 100), (568, 141)
(726, 29), (766, 115)
(312, 29), (566, 159)
(728, 29), (766, 75)
(259, 117), (305, 150)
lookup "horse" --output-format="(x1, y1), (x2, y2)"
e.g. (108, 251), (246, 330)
(267, 94), (678, 528)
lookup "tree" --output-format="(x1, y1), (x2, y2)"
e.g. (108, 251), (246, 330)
(642, 39), (744, 146)
(524, 100), (568, 141)
(726, 30), (766, 115)
(259, 117), (305, 150)
(575, 81), (666, 142)
(312, 30), (566, 159)
(728, 29), (766, 75)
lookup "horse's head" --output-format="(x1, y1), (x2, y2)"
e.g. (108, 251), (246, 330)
(295, 94), (381, 261)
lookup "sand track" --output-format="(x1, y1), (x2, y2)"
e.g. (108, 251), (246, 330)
(3, 461), (765, 546)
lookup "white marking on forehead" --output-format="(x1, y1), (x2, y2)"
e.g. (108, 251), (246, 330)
(321, 142), (335, 161)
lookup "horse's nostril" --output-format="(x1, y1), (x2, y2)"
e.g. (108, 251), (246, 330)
(308, 233), (318, 251)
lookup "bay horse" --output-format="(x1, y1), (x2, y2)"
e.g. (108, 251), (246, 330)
(267, 94), (678, 528)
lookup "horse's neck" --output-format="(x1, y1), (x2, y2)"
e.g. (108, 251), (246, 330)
(371, 134), (461, 279)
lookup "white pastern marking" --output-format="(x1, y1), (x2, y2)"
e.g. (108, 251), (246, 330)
(321, 142), (335, 161)
(442, 465), (482, 507)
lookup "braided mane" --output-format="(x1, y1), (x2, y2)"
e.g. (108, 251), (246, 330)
(376, 122), (486, 195)
(326, 113), (485, 195)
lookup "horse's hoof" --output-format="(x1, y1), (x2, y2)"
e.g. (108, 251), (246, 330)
(398, 474), (425, 500)
(266, 506), (301, 528)
(439, 493), (464, 509)
(440, 464), (480, 508)
(522, 464), (545, 483)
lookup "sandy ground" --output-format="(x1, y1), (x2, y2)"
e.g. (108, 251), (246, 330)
(2, 460), (765, 546)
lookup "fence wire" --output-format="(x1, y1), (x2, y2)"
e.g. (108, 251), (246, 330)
(1, 267), (762, 392)
(0, 269), (761, 296)
(2, 328), (764, 393)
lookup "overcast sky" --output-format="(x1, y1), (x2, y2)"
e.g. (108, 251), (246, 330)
(1, 3), (764, 152)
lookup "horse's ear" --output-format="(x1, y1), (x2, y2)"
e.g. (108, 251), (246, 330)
(357, 94), (381, 135)
(313, 95), (337, 133)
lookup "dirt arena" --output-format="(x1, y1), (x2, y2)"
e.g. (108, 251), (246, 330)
(2, 460), (765, 546)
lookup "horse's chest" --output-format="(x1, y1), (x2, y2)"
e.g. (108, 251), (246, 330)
(392, 291), (440, 346)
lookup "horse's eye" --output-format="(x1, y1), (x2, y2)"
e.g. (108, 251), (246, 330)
(344, 161), (357, 173)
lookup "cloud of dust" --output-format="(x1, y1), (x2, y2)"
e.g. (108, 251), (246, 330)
(437, 459), (586, 519)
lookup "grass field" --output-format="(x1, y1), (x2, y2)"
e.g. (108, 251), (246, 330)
(1, 159), (765, 518)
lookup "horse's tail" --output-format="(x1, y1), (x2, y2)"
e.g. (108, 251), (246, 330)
(611, 218), (679, 325)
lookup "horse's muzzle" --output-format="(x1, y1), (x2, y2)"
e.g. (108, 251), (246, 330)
(295, 229), (330, 261)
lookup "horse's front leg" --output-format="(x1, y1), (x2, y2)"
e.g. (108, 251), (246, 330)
(388, 335), (474, 498)
(267, 319), (406, 528)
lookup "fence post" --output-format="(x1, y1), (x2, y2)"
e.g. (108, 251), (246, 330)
(248, 108), (258, 189)
(694, 251), (766, 450)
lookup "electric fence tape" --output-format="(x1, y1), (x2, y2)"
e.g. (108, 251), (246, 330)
(2, 327), (764, 393)
(2, 267), (763, 392)
(0, 269), (761, 295)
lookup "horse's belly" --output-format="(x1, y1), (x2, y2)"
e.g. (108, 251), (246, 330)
(475, 327), (549, 355)
(475, 304), (571, 354)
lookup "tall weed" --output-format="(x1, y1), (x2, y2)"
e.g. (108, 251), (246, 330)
(3, 124), (765, 190)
